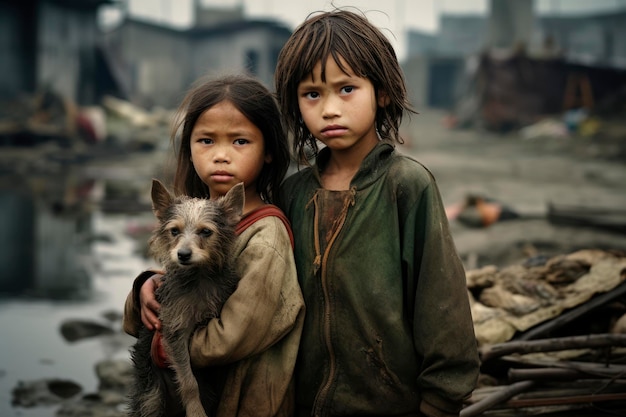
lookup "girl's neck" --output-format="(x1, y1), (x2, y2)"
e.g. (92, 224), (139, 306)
(243, 190), (266, 215)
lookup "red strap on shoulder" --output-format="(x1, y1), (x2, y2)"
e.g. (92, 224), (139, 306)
(235, 205), (295, 249)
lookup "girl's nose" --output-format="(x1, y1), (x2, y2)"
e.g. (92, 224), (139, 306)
(212, 146), (230, 163)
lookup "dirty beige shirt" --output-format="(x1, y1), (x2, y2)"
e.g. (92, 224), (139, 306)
(123, 215), (305, 417)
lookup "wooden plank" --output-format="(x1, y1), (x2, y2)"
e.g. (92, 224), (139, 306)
(514, 282), (626, 341)
(480, 333), (626, 362)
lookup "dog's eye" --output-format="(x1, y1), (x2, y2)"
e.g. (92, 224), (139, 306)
(200, 228), (213, 238)
(170, 228), (180, 237)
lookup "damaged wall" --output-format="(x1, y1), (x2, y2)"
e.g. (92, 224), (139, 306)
(454, 52), (626, 131)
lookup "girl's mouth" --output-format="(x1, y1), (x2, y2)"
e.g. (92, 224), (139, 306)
(211, 172), (234, 182)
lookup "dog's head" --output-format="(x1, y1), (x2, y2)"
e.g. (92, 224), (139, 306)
(148, 179), (244, 271)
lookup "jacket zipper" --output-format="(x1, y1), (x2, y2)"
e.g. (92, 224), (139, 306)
(312, 189), (356, 417)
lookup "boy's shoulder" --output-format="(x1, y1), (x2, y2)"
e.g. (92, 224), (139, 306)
(281, 165), (316, 191)
(387, 150), (437, 187)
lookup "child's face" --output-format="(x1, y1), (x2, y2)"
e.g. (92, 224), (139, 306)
(189, 100), (271, 203)
(297, 55), (386, 155)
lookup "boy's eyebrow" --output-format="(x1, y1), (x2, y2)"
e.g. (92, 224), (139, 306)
(298, 73), (358, 89)
(297, 79), (317, 89)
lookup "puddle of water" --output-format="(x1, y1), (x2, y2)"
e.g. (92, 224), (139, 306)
(0, 211), (155, 417)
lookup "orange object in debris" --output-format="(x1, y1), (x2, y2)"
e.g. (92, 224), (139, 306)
(475, 198), (504, 227)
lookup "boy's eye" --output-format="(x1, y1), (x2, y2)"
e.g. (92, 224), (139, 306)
(199, 228), (213, 238)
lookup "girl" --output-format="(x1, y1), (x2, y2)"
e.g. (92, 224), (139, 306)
(274, 9), (480, 417)
(123, 74), (305, 417)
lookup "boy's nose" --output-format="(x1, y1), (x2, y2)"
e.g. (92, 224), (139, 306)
(322, 96), (341, 119)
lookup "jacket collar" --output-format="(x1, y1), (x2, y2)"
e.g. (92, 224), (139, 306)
(313, 141), (396, 190)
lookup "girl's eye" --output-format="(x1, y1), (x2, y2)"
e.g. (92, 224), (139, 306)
(304, 91), (319, 100)
(341, 86), (354, 94)
(198, 138), (213, 145)
(170, 228), (180, 237)
(199, 228), (213, 238)
(234, 138), (249, 145)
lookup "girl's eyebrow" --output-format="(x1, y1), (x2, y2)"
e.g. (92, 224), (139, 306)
(192, 127), (256, 137)
(190, 128), (213, 136)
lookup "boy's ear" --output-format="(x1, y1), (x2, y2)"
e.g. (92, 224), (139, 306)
(377, 90), (391, 107)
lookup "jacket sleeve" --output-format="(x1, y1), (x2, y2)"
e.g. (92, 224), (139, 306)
(189, 218), (304, 367)
(408, 180), (480, 417)
(122, 269), (163, 337)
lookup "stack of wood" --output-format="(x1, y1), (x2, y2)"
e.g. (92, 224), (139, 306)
(463, 249), (626, 416)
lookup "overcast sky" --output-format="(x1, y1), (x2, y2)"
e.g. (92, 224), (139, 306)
(100, 0), (626, 60)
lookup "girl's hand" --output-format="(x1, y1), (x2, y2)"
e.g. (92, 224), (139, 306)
(140, 274), (162, 330)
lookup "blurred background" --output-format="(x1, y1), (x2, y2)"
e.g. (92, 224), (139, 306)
(1, 1), (626, 416)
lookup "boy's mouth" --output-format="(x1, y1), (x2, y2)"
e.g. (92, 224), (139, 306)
(321, 125), (347, 138)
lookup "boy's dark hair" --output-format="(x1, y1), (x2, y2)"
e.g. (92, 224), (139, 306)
(171, 74), (289, 203)
(274, 8), (416, 164)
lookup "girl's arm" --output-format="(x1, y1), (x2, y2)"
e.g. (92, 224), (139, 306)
(189, 220), (304, 367)
(122, 271), (164, 336)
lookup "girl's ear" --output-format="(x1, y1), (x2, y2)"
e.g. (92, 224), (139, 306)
(377, 90), (391, 107)
(264, 153), (273, 164)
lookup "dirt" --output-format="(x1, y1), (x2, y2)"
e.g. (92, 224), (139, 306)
(398, 109), (626, 269)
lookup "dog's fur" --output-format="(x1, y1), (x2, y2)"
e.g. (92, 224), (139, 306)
(128, 179), (244, 417)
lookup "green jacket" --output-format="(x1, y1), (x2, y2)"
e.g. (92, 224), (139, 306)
(279, 142), (479, 417)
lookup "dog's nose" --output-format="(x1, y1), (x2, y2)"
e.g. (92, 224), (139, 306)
(177, 248), (192, 262)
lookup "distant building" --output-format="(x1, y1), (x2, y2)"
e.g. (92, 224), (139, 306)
(403, 8), (626, 110)
(407, 9), (626, 67)
(437, 15), (488, 58)
(0, 0), (111, 105)
(403, 15), (486, 110)
(541, 10), (626, 68)
(405, 31), (438, 57)
(101, 4), (291, 108)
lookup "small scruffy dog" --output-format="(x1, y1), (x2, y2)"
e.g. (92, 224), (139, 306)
(128, 179), (244, 417)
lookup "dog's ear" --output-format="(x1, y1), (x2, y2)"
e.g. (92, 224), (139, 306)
(221, 182), (245, 225)
(151, 179), (173, 221)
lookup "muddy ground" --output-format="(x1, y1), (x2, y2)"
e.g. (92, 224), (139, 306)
(397, 109), (626, 269)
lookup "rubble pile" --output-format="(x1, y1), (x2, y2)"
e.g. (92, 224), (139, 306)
(464, 249), (626, 416)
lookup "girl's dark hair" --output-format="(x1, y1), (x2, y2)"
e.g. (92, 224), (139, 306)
(171, 74), (289, 203)
(274, 8), (416, 164)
